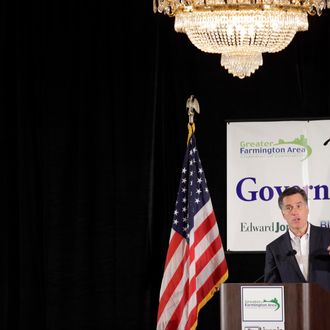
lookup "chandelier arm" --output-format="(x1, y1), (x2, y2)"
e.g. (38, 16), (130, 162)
(155, 0), (325, 15)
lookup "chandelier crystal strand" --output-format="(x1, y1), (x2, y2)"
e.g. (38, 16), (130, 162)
(155, 1), (326, 78)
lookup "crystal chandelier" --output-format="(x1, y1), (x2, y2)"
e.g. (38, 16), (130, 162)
(153, 0), (326, 78)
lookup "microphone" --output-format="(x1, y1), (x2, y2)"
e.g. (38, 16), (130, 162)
(287, 249), (297, 257)
(254, 265), (277, 283)
(254, 249), (297, 283)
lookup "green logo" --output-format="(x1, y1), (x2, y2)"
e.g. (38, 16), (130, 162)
(263, 297), (280, 311)
(274, 134), (312, 160)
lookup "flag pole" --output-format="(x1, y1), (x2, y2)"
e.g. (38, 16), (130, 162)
(157, 96), (228, 330)
(186, 95), (200, 145)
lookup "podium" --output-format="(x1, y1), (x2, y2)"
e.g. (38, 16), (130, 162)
(220, 283), (330, 330)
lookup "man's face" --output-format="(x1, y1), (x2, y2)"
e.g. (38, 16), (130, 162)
(281, 193), (309, 233)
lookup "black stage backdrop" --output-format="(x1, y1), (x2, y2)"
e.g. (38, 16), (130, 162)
(2, 2), (330, 330)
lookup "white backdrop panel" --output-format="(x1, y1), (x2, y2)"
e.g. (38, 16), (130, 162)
(226, 120), (330, 251)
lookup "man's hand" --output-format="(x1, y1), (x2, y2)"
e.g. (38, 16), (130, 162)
(328, 245), (330, 255)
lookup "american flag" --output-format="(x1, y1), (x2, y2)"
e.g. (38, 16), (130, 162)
(157, 131), (228, 330)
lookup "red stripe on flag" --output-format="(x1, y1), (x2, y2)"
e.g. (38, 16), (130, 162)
(185, 262), (228, 330)
(185, 304), (198, 330)
(161, 244), (198, 330)
(164, 231), (185, 270)
(157, 240), (189, 321)
(193, 211), (216, 246)
(196, 260), (228, 303)
(164, 277), (190, 330)
(195, 236), (221, 276)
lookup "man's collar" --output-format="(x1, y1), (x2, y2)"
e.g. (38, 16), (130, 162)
(289, 222), (310, 240)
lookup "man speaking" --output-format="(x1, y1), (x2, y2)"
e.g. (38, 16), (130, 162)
(264, 186), (330, 292)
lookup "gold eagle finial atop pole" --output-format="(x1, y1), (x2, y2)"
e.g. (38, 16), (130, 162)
(186, 95), (200, 144)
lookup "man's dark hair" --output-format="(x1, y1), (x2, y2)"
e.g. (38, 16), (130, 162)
(278, 186), (308, 209)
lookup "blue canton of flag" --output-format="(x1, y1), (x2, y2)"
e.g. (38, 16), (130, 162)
(173, 135), (209, 241)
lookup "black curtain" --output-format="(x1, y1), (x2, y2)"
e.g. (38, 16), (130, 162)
(2, 2), (330, 330)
